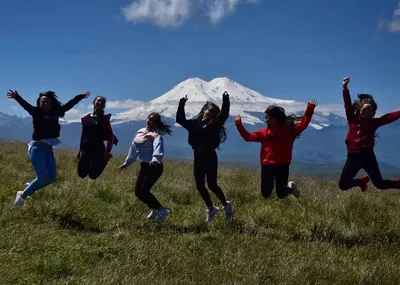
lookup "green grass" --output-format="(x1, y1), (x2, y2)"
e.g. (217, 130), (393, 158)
(1, 141), (400, 284)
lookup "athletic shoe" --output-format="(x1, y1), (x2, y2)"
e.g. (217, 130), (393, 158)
(157, 208), (170, 222)
(14, 191), (24, 208)
(223, 201), (233, 221)
(288, 181), (300, 198)
(206, 206), (219, 224)
(147, 209), (158, 221)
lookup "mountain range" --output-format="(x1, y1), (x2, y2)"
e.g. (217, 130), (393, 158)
(1, 77), (400, 176)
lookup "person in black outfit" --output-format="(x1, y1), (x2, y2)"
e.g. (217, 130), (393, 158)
(77, 96), (118, 180)
(6, 89), (90, 207)
(176, 91), (233, 224)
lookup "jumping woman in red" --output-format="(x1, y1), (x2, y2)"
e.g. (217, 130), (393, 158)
(235, 99), (317, 199)
(339, 77), (400, 191)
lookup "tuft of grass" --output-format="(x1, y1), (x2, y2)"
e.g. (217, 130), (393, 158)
(1, 141), (400, 284)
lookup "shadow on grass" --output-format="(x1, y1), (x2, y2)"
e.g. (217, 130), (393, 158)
(54, 212), (103, 233)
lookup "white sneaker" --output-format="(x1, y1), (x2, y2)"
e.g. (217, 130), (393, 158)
(14, 191), (25, 208)
(147, 209), (158, 221)
(206, 206), (219, 224)
(288, 181), (300, 198)
(157, 208), (170, 222)
(223, 201), (233, 221)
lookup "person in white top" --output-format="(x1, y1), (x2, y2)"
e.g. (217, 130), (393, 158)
(119, 112), (172, 222)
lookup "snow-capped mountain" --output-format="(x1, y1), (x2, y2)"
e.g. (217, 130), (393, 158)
(112, 77), (348, 129)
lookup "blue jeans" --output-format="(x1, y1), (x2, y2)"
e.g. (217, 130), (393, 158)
(23, 143), (57, 196)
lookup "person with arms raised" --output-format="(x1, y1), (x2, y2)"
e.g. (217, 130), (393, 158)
(176, 91), (233, 224)
(235, 99), (317, 199)
(7, 89), (90, 207)
(338, 77), (400, 192)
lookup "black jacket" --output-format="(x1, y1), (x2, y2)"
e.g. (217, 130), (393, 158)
(176, 97), (230, 151)
(15, 94), (85, 140)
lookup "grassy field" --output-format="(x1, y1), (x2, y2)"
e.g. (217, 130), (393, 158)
(1, 141), (400, 284)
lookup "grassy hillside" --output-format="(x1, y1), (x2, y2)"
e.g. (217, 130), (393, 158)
(1, 141), (400, 284)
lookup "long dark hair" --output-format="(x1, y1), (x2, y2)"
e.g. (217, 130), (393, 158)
(265, 105), (303, 138)
(93, 96), (107, 116)
(352, 93), (377, 117)
(36, 91), (66, 117)
(149, 112), (172, 135)
(198, 102), (227, 145)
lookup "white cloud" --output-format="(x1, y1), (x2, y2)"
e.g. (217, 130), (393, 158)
(86, 99), (145, 109)
(121, 0), (258, 27)
(106, 99), (145, 109)
(10, 105), (18, 112)
(382, 1), (400, 33)
(121, 0), (191, 27)
(63, 108), (85, 123)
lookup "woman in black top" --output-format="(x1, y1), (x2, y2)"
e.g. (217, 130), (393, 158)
(7, 89), (90, 207)
(176, 91), (233, 224)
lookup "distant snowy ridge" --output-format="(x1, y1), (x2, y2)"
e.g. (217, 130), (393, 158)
(113, 77), (347, 128)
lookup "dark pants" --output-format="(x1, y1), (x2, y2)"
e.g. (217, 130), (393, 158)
(261, 164), (292, 199)
(193, 149), (227, 208)
(78, 144), (107, 180)
(339, 152), (400, 190)
(135, 162), (163, 209)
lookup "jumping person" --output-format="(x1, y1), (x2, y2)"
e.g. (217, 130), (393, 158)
(176, 91), (233, 224)
(235, 99), (318, 199)
(77, 96), (118, 180)
(6, 89), (90, 207)
(338, 77), (400, 191)
(119, 113), (171, 222)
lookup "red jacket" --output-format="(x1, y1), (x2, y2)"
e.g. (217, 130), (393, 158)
(235, 103), (316, 165)
(343, 89), (400, 153)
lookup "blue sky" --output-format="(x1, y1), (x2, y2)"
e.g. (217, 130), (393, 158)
(0, 0), (399, 119)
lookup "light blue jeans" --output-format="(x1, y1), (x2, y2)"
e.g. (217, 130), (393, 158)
(23, 143), (57, 197)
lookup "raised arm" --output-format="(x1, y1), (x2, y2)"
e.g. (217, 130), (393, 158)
(294, 100), (317, 135)
(342, 77), (355, 123)
(235, 116), (265, 142)
(374, 111), (400, 128)
(61, 91), (90, 114)
(150, 135), (164, 165)
(7, 90), (38, 116)
(176, 95), (193, 130)
(215, 91), (230, 127)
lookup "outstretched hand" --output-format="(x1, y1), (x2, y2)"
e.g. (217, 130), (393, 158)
(342, 77), (350, 89)
(6, 90), (19, 99)
(180, 95), (188, 103)
(309, 99), (318, 106)
(235, 114), (241, 121)
(80, 91), (91, 98)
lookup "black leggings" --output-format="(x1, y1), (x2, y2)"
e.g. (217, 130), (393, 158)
(135, 162), (163, 209)
(339, 152), (400, 190)
(193, 149), (227, 208)
(78, 144), (107, 180)
(261, 164), (292, 199)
